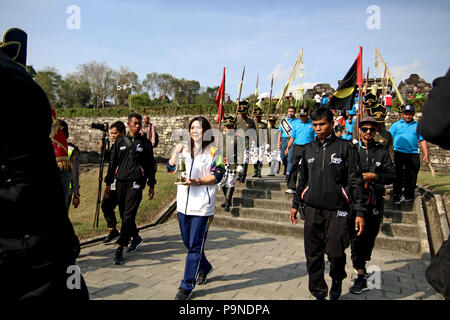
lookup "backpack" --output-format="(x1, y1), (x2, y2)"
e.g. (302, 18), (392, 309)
(150, 123), (159, 148)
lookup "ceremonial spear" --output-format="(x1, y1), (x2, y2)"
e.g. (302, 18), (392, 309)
(266, 74), (274, 121)
(251, 74), (259, 117)
(234, 65), (246, 119)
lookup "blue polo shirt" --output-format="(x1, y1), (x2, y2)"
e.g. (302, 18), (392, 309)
(290, 119), (316, 145)
(278, 117), (301, 138)
(389, 118), (424, 154)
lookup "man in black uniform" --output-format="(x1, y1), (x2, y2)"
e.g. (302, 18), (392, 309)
(349, 116), (395, 294)
(0, 28), (88, 300)
(101, 121), (126, 243)
(104, 113), (156, 264)
(235, 101), (256, 182)
(252, 106), (267, 178)
(220, 115), (238, 211)
(289, 107), (367, 300)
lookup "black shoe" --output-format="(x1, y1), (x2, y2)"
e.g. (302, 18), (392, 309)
(350, 274), (369, 294)
(113, 247), (124, 265)
(127, 235), (143, 253)
(329, 279), (342, 300)
(316, 296), (326, 301)
(174, 288), (192, 300)
(104, 229), (120, 243)
(224, 203), (230, 211)
(197, 267), (214, 285)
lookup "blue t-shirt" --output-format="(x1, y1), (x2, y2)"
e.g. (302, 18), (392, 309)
(290, 119), (316, 145)
(389, 119), (424, 154)
(341, 119), (354, 141)
(278, 117), (301, 138)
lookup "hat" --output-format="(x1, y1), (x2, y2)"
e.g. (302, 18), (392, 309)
(267, 115), (277, 122)
(359, 116), (379, 127)
(237, 100), (249, 113)
(0, 28), (27, 68)
(348, 109), (356, 116)
(298, 108), (308, 116)
(363, 92), (377, 104)
(402, 104), (415, 113)
(367, 103), (387, 122)
(253, 106), (264, 116)
(223, 115), (236, 126)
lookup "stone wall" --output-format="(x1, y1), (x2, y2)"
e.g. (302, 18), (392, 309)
(61, 113), (450, 173)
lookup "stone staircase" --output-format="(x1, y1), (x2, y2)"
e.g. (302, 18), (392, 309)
(212, 175), (424, 255)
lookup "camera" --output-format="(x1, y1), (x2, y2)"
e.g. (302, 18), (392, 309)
(91, 122), (109, 132)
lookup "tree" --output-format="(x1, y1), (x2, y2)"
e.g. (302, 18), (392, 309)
(35, 67), (62, 107)
(26, 65), (37, 79)
(114, 66), (141, 106)
(58, 73), (91, 108)
(77, 61), (118, 108)
(142, 72), (158, 99)
(173, 78), (200, 104)
(156, 73), (175, 99)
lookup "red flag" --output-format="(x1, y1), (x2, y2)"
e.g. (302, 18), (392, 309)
(356, 46), (363, 86)
(215, 67), (226, 123)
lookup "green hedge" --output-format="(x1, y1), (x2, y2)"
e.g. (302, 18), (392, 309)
(391, 96), (427, 113)
(56, 99), (317, 118)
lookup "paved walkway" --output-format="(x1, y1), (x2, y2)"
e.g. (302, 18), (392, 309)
(77, 220), (443, 300)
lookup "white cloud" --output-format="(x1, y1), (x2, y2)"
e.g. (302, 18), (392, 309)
(390, 61), (425, 83)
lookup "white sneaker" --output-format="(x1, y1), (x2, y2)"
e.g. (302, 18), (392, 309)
(285, 189), (296, 194)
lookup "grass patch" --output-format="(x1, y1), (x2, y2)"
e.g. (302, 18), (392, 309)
(68, 164), (177, 240)
(417, 170), (450, 197)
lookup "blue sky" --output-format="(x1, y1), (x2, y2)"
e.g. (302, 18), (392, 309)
(2, 0), (449, 99)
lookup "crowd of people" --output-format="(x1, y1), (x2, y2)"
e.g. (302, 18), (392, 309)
(1, 28), (447, 302)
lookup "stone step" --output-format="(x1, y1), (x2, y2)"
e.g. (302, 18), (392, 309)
(241, 179), (286, 191)
(383, 209), (417, 224)
(212, 215), (304, 239)
(216, 194), (293, 211)
(380, 222), (419, 238)
(215, 205), (297, 223)
(230, 187), (295, 201)
(211, 215), (421, 255)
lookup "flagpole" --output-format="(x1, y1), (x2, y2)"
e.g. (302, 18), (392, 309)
(375, 48), (404, 105)
(364, 67), (369, 95)
(251, 74), (259, 117)
(235, 65), (246, 119)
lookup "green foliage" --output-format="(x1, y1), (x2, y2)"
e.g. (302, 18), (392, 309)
(391, 96), (427, 113)
(35, 67), (62, 107)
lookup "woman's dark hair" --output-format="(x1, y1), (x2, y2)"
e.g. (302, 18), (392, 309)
(59, 119), (69, 139)
(110, 121), (126, 133)
(310, 107), (333, 123)
(188, 116), (214, 157)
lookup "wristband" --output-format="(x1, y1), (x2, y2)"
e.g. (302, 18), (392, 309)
(198, 178), (202, 185)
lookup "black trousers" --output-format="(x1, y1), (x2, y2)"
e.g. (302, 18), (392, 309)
(287, 144), (305, 190)
(116, 181), (143, 247)
(351, 196), (384, 271)
(101, 189), (119, 229)
(393, 151), (420, 199)
(304, 205), (352, 299)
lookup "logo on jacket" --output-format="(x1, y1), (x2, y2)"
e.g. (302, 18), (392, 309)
(337, 210), (348, 217)
(307, 157), (315, 164)
(330, 153), (342, 164)
(136, 144), (143, 152)
(376, 161), (381, 167)
(120, 146), (126, 150)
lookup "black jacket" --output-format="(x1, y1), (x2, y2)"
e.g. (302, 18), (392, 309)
(418, 68), (450, 150)
(292, 134), (367, 218)
(356, 140), (396, 191)
(105, 134), (156, 188)
(0, 51), (81, 298)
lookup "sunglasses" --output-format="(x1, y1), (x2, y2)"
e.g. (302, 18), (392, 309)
(361, 127), (376, 133)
